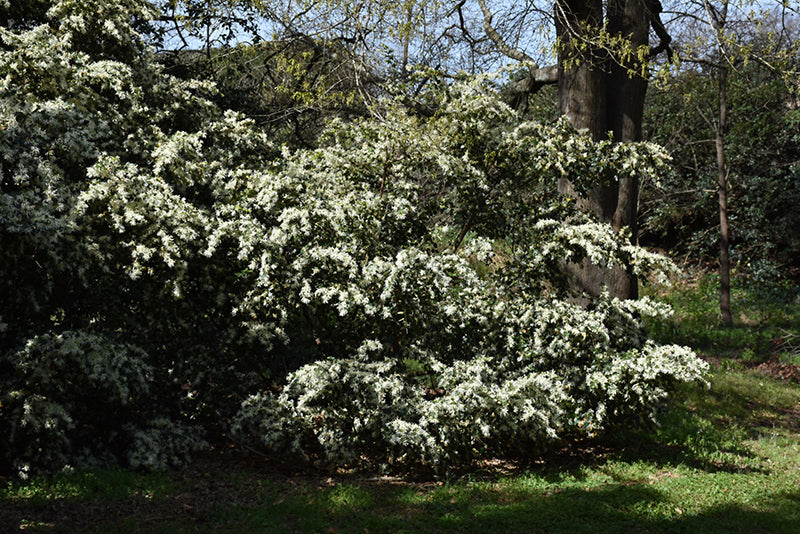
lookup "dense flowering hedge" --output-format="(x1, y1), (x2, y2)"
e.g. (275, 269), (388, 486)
(0, 0), (707, 476)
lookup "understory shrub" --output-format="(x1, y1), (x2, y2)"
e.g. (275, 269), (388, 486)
(228, 84), (710, 472)
(0, 331), (206, 477)
(231, 297), (708, 472)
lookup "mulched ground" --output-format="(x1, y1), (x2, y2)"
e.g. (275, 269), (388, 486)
(754, 359), (800, 383)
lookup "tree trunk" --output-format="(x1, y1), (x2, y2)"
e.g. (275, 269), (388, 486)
(555, 0), (650, 300)
(703, 0), (733, 326)
(716, 64), (733, 326)
(607, 0), (650, 300)
(555, 0), (607, 140)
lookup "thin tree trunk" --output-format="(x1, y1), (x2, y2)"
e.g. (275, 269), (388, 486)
(716, 64), (733, 326)
(704, 0), (733, 326)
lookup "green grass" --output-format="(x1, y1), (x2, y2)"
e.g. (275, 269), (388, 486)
(2, 469), (174, 502)
(643, 268), (800, 359)
(4, 371), (799, 533)
(3, 271), (800, 533)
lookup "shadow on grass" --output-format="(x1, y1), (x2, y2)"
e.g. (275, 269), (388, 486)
(5, 467), (799, 534)
(5, 364), (799, 534)
(420, 486), (800, 534)
(131, 482), (800, 533)
(452, 486), (800, 534)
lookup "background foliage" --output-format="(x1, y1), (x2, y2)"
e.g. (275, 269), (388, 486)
(640, 14), (800, 273)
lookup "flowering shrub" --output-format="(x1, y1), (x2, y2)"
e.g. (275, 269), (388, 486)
(228, 84), (709, 472)
(0, 331), (205, 476)
(231, 293), (707, 472)
(231, 357), (567, 470)
(1, 0), (708, 475)
(0, 0), (254, 475)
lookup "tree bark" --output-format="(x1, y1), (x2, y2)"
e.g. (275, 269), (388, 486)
(555, 0), (607, 140)
(554, 0), (651, 299)
(607, 0), (651, 300)
(703, 0), (733, 326)
(555, 0), (614, 218)
(716, 64), (733, 326)
(484, 0), (671, 300)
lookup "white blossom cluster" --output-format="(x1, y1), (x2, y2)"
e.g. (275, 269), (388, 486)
(0, 0), (241, 475)
(227, 80), (707, 471)
(231, 357), (568, 469)
(232, 288), (708, 472)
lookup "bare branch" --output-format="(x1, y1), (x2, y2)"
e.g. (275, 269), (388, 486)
(511, 65), (559, 91)
(646, 0), (673, 60)
(503, 64), (558, 109)
(477, 0), (535, 64)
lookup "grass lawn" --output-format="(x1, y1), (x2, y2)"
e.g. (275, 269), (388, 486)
(2, 271), (799, 533)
